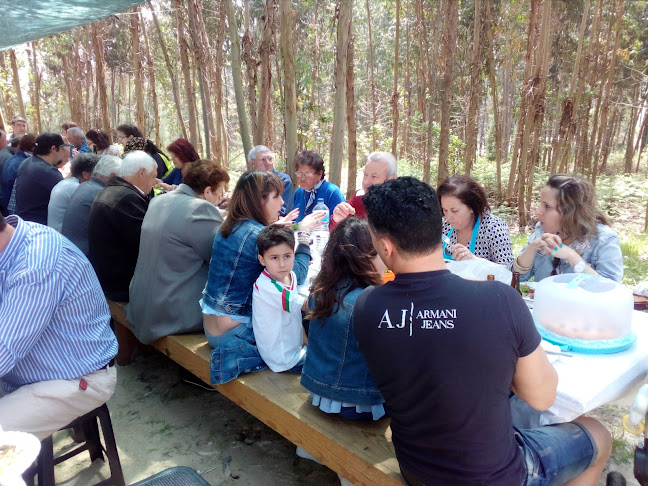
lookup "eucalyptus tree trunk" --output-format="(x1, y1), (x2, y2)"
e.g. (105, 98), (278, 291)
(592, 0), (625, 186)
(212, 0), (227, 166)
(174, 0), (198, 147)
(463, 0), (482, 175)
(242, 0), (258, 141)
(280, 0), (298, 179)
(424, 2), (442, 184)
(437, 0), (459, 187)
(365, 0), (377, 151)
(91, 23), (111, 133)
(140, 12), (159, 146)
(0, 52), (14, 125)
(346, 25), (357, 200)
(624, 85), (641, 173)
(485, 0), (503, 201)
(29, 42), (42, 134)
(401, 21), (411, 161)
(329, 0), (352, 187)
(226, 0), (252, 157)
(150, 4), (187, 139)
(553, 0), (591, 173)
(188, 0), (218, 159)
(9, 49), (25, 119)
(130, 7), (146, 132)
(256, 0), (275, 146)
(390, 0), (401, 156)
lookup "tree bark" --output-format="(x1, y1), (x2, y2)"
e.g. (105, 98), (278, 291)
(130, 7), (146, 132)
(464, 0), (482, 174)
(345, 21), (357, 200)
(91, 23), (111, 133)
(437, 0), (459, 187)
(212, 0), (228, 166)
(390, 0), (401, 156)
(329, 0), (352, 187)
(365, 0), (377, 152)
(0, 52), (14, 126)
(256, 0), (275, 146)
(624, 85), (641, 172)
(592, 0), (625, 185)
(139, 12), (159, 147)
(226, 0), (253, 157)
(424, 2), (442, 183)
(280, 0), (298, 180)
(29, 42), (42, 134)
(9, 49), (25, 119)
(174, 0), (199, 147)
(242, 0), (258, 141)
(484, 0), (503, 201)
(150, 4), (187, 139)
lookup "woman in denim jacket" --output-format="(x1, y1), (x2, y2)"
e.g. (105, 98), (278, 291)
(512, 174), (623, 282)
(301, 218), (387, 420)
(202, 170), (322, 385)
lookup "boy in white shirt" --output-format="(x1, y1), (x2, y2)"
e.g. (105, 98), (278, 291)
(252, 225), (308, 373)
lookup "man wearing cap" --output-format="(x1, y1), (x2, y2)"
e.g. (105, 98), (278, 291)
(9, 116), (27, 140)
(0, 212), (117, 439)
(14, 133), (67, 225)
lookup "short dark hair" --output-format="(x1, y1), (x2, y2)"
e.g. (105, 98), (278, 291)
(437, 175), (490, 217)
(10, 135), (22, 148)
(116, 124), (143, 138)
(183, 159), (230, 195)
(295, 150), (325, 179)
(61, 121), (78, 131)
(18, 134), (36, 152)
(86, 129), (111, 151)
(71, 153), (100, 179)
(363, 176), (442, 255)
(257, 225), (295, 257)
(33, 133), (64, 156)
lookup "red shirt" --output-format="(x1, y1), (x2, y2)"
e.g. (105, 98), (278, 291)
(330, 190), (367, 231)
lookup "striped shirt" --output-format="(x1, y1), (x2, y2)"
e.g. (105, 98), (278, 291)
(0, 216), (117, 392)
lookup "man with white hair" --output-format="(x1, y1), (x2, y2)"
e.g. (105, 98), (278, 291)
(330, 151), (398, 229)
(62, 155), (122, 256)
(248, 145), (293, 216)
(67, 126), (92, 154)
(88, 151), (156, 302)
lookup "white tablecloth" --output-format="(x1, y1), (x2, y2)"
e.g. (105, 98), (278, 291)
(513, 311), (648, 427)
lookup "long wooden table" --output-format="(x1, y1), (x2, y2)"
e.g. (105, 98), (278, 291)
(108, 301), (404, 485)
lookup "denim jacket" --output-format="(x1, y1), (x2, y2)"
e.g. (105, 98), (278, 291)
(515, 222), (623, 283)
(301, 284), (384, 405)
(202, 219), (311, 319)
(204, 218), (310, 385)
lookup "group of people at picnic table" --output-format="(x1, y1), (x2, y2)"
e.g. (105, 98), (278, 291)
(0, 116), (626, 485)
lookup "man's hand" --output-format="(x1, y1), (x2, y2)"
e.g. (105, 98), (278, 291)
(332, 202), (356, 223)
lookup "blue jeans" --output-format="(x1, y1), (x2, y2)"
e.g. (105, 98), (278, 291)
(516, 422), (597, 486)
(207, 323), (267, 385)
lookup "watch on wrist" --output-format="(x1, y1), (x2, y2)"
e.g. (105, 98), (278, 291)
(573, 260), (587, 273)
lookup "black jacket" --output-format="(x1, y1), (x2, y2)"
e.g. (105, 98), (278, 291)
(88, 176), (149, 302)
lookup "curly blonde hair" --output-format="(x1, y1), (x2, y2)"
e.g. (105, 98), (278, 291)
(546, 174), (610, 242)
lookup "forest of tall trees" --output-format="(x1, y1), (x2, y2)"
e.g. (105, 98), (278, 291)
(1, 0), (647, 227)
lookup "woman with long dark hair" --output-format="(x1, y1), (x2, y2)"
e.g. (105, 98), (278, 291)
(301, 218), (386, 420)
(201, 170), (323, 384)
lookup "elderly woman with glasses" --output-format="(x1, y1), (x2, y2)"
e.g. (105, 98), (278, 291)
(512, 174), (623, 282)
(292, 150), (345, 222)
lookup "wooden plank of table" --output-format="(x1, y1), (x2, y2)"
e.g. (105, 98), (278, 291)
(107, 300), (404, 485)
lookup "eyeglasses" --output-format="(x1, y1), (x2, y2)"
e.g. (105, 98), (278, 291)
(295, 171), (315, 178)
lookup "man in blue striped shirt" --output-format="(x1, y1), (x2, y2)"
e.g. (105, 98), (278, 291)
(0, 213), (118, 440)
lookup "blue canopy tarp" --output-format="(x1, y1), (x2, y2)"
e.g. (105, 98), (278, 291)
(0, 0), (148, 50)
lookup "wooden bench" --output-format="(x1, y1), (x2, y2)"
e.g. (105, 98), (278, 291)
(108, 300), (404, 485)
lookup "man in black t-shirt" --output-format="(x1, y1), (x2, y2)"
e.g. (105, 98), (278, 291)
(354, 177), (611, 486)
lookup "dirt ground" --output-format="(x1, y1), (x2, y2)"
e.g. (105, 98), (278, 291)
(51, 349), (645, 486)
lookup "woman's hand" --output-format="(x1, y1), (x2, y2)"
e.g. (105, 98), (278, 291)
(275, 208), (300, 226)
(298, 210), (327, 232)
(155, 181), (174, 192)
(450, 243), (476, 261)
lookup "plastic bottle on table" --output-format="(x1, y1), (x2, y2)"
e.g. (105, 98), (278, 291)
(311, 198), (330, 257)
